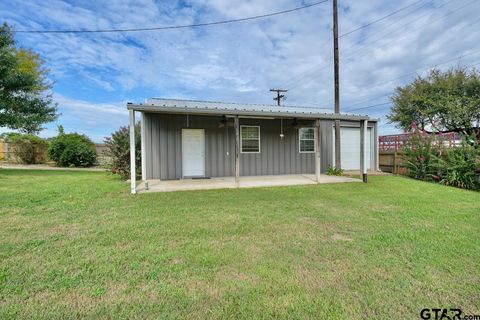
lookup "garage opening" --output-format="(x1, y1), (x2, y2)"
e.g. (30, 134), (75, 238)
(332, 127), (374, 170)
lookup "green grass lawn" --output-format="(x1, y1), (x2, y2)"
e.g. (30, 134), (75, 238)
(0, 169), (479, 319)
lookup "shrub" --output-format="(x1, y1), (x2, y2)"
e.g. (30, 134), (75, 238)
(1, 132), (48, 164)
(435, 136), (480, 190)
(402, 129), (480, 191)
(403, 130), (441, 181)
(104, 123), (141, 179)
(326, 165), (344, 176)
(48, 129), (96, 167)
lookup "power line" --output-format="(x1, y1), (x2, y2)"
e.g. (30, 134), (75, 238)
(355, 48), (480, 95)
(288, 0), (470, 90)
(341, 48), (480, 110)
(280, 0), (432, 89)
(347, 101), (392, 112)
(15, 0), (329, 34)
(342, 0), (479, 65)
(344, 60), (480, 113)
(286, 0), (475, 91)
(339, 0), (425, 38)
(342, 92), (395, 109)
(295, 0), (465, 88)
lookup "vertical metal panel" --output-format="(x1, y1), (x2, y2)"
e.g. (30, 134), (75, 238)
(159, 116), (167, 179)
(238, 118), (315, 176)
(141, 113), (146, 181)
(175, 116), (182, 179)
(373, 122), (379, 170)
(289, 127), (295, 174)
(144, 114), (152, 179)
(217, 126), (224, 177)
(144, 114), (320, 179)
(234, 116), (240, 186)
(148, 114), (155, 179)
(320, 120), (334, 173)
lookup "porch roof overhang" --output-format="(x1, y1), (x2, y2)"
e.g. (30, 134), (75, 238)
(127, 98), (378, 122)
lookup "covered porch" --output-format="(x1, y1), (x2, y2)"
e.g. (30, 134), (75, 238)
(137, 174), (360, 193)
(127, 99), (376, 194)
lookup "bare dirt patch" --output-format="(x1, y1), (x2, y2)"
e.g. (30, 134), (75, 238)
(332, 233), (353, 241)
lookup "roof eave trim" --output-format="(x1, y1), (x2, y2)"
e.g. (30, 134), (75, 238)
(127, 104), (375, 121)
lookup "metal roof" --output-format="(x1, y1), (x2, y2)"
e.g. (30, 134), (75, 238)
(127, 98), (377, 121)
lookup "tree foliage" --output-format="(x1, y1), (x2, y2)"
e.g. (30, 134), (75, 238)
(0, 23), (57, 133)
(104, 123), (141, 180)
(388, 67), (480, 138)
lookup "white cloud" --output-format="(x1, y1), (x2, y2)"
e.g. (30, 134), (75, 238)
(45, 94), (129, 142)
(1, 0), (479, 139)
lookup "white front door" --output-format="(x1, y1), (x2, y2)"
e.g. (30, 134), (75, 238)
(182, 129), (205, 177)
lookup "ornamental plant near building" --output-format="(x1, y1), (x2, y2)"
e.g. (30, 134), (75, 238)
(104, 123), (141, 180)
(403, 127), (479, 191)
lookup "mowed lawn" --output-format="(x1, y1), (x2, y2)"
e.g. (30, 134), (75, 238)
(0, 170), (479, 319)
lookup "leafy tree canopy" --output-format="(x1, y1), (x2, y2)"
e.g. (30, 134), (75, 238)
(0, 23), (57, 133)
(387, 67), (480, 138)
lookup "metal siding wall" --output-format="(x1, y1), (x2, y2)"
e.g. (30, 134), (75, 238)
(144, 114), (152, 179)
(239, 119), (315, 176)
(372, 122), (378, 170)
(158, 116), (167, 179)
(320, 120), (334, 173)
(144, 114), (319, 179)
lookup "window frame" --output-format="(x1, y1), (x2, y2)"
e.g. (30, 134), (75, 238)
(240, 125), (261, 154)
(298, 127), (316, 153)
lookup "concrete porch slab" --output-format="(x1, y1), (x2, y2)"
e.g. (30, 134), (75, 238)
(137, 174), (360, 193)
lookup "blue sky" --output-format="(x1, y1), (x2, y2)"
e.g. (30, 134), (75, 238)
(1, 0), (479, 142)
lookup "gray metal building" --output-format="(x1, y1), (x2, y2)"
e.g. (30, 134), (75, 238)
(127, 98), (378, 193)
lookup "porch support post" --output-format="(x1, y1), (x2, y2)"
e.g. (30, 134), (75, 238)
(360, 119), (368, 183)
(234, 115), (240, 188)
(374, 121), (379, 171)
(315, 119), (321, 182)
(129, 109), (137, 194)
(140, 112), (146, 181)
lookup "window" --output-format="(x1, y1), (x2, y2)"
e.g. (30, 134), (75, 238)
(241, 126), (260, 153)
(299, 127), (315, 153)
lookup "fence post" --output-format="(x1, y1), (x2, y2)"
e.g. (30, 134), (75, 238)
(393, 150), (397, 174)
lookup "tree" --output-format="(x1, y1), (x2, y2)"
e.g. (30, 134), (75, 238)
(388, 67), (480, 138)
(0, 23), (57, 133)
(104, 123), (141, 179)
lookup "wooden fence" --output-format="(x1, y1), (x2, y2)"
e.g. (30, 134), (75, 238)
(0, 139), (110, 165)
(379, 149), (406, 174)
(0, 140), (49, 164)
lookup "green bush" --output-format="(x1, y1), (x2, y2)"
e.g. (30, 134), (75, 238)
(104, 123), (141, 179)
(1, 132), (48, 164)
(403, 130), (480, 191)
(48, 129), (96, 167)
(435, 136), (480, 190)
(326, 165), (344, 176)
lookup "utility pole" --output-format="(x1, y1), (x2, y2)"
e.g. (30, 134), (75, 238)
(333, 0), (341, 170)
(270, 88), (287, 106)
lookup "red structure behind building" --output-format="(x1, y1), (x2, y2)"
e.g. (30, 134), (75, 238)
(379, 132), (461, 151)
